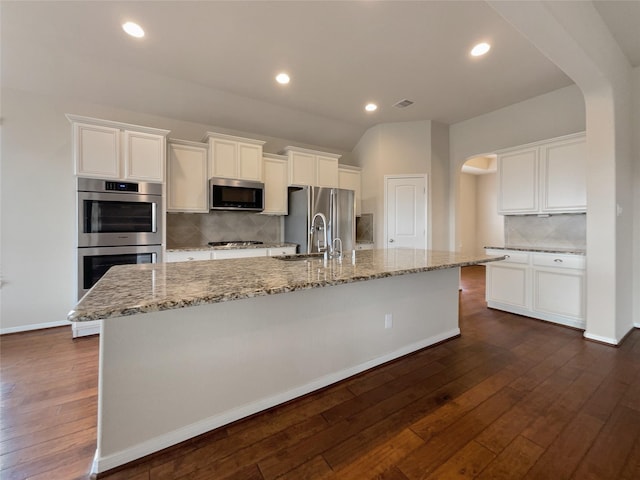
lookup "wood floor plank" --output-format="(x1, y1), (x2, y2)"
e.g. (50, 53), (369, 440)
(570, 404), (640, 480)
(523, 412), (603, 480)
(331, 428), (423, 479)
(397, 387), (524, 479)
(475, 435), (544, 480)
(521, 370), (604, 448)
(423, 440), (495, 480)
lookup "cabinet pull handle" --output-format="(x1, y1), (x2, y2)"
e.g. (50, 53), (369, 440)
(187, 257), (194, 261)
(554, 258), (563, 263)
(505, 255), (510, 259)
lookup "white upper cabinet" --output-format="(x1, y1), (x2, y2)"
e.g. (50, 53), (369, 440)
(124, 131), (166, 182)
(540, 136), (587, 212)
(338, 165), (362, 216)
(67, 114), (169, 182)
(203, 132), (265, 182)
(262, 153), (288, 215)
(316, 155), (339, 187)
(284, 146), (340, 187)
(167, 139), (209, 213)
(73, 123), (121, 178)
(497, 132), (586, 215)
(498, 147), (539, 214)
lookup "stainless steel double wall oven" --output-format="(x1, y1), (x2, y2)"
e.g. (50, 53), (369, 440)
(77, 178), (162, 299)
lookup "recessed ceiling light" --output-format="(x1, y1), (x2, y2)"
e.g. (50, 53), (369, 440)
(275, 73), (290, 85)
(471, 42), (491, 57)
(122, 21), (144, 38)
(365, 103), (378, 112)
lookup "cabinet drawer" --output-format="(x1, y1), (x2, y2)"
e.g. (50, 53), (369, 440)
(213, 248), (268, 259)
(268, 247), (297, 256)
(486, 250), (529, 264)
(532, 254), (585, 270)
(166, 250), (212, 262)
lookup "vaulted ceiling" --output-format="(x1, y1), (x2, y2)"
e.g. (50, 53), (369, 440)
(2, 1), (638, 151)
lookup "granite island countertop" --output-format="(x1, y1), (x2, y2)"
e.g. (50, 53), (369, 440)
(485, 246), (586, 255)
(68, 249), (505, 322)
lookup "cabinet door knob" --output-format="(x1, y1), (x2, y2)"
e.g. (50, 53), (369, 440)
(389, 238), (394, 243)
(505, 255), (510, 259)
(554, 258), (563, 263)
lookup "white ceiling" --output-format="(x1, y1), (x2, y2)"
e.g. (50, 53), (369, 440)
(2, 1), (638, 152)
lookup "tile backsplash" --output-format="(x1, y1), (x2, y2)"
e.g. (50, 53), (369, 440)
(504, 213), (586, 250)
(167, 212), (281, 248)
(356, 214), (374, 243)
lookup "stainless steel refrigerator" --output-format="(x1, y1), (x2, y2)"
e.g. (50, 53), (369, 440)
(285, 186), (356, 254)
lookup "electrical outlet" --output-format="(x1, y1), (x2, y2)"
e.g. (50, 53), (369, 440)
(385, 313), (393, 329)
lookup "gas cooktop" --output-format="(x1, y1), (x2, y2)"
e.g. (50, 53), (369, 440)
(207, 241), (264, 247)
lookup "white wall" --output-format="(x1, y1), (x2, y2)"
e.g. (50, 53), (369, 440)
(457, 173), (477, 255)
(476, 172), (504, 254)
(634, 66), (640, 328)
(353, 120), (450, 250)
(0, 87), (351, 333)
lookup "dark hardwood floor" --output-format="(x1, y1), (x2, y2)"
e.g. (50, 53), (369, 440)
(1, 265), (639, 479)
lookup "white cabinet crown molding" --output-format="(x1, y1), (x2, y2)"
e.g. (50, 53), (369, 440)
(493, 131), (585, 156)
(65, 114), (170, 137)
(263, 152), (288, 161)
(282, 145), (342, 160)
(168, 138), (208, 148)
(201, 131), (266, 146)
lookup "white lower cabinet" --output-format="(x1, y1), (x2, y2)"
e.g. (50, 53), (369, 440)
(486, 262), (529, 309)
(486, 249), (585, 329)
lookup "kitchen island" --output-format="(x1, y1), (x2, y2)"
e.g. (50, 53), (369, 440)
(69, 249), (503, 474)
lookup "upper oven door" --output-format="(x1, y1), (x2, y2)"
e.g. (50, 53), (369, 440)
(77, 191), (162, 247)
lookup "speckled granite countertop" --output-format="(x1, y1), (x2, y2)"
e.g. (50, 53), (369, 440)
(485, 246), (586, 255)
(68, 249), (504, 322)
(166, 242), (297, 252)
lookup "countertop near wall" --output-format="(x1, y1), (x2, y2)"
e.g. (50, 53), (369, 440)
(485, 246), (586, 255)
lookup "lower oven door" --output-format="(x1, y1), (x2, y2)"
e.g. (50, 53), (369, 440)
(77, 245), (162, 299)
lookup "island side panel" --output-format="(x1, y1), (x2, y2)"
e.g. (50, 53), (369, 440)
(96, 267), (460, 472)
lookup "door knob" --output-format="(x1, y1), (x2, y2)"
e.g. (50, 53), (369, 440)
(389, 238), (394, 243)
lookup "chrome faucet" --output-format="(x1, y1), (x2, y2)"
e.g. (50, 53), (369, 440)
(310, 213), (328, 258)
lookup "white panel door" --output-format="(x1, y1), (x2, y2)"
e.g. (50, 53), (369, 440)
(385, 176), (426, 249)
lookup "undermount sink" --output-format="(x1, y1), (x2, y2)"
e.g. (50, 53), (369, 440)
(274, 253), (325, 262)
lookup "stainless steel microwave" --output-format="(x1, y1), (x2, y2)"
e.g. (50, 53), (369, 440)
(210, 177), (264, 212)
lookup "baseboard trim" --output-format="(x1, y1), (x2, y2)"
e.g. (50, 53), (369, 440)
(0, 320), (70, 335)
(95, 327), (460, 473)
(583, 331), (619, 346)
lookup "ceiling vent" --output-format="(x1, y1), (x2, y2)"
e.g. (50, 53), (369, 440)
(393, 99), (414, 108)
